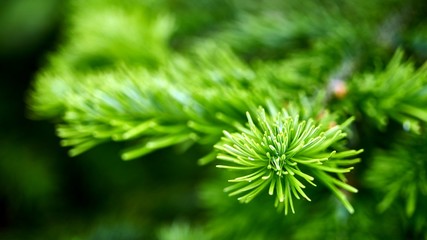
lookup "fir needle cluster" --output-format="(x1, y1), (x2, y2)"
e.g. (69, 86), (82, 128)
(216, 107), (362, 214)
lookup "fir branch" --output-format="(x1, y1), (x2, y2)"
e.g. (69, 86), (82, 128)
(364, 134), (427, 217)
(347, 49), (427, 132)
(29, 45), (290, 161)
(215, 106), (362, 214)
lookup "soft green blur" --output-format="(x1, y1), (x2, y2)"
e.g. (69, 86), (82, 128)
(0, 0), (206, 238)
(2, 0), (427, 239)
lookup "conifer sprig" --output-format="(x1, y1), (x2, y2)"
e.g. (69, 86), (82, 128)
(365, 134), (427, 217)
(215, 107), (362, 214)
(29, 43), (312, 162)
(347, 50), (427, 132)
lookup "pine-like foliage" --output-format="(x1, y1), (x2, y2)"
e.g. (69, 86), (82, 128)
(216, 107), (361, 214)
(27, 0), (427, 239)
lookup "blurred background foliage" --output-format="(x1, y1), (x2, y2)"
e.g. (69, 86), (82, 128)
(1, 0), (427, 239)
(0, 0), (206, 239)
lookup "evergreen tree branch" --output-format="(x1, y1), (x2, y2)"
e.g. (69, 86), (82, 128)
(29, 45), (306, 161)
(346, 49), (427, 133)
(364, 134), (427, 217)
(215, 106), (362, 214)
